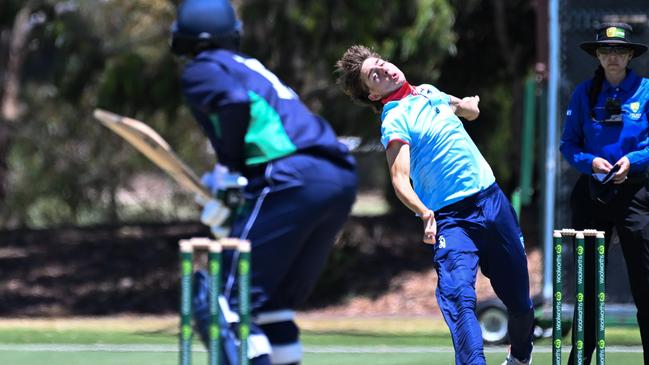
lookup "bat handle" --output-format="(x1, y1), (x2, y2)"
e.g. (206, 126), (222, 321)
(195, 193), (212, 207)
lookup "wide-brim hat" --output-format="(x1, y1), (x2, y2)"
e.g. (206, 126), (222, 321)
(580, 23), (648, 58)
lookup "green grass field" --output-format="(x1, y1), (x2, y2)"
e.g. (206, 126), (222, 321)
(0, 315), (643, 364)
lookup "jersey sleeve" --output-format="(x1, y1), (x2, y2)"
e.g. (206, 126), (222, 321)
(380, 106), (411, 149)
(181, 61), (250, 110)
(559, 83), (596, 174)
(626, 82), (649, 173)
(181, 61), (251, 172)
(419, 84), (451, 105)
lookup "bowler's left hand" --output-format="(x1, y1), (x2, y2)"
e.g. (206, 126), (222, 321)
(458, 96), (480, 121)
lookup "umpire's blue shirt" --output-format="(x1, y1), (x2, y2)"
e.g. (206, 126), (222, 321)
(561, 70), (649, 175)
(180, 49), (354, 175)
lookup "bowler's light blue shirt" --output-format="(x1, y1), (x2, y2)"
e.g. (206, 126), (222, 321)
(380, 84), (495, 211)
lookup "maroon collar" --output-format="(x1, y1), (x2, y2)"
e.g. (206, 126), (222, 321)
(381, 82), (416, 104)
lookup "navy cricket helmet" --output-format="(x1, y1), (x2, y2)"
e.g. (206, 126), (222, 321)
(170, 0), (242, 55)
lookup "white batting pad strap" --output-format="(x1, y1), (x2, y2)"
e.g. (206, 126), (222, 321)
(270, 342), (303, 364)
(218, 295), (240, 323)
(253, 310), (295, 325)
(247, 334), (272, 359)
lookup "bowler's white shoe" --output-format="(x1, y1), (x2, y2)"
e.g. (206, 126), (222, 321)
(501, 353), (531, 365)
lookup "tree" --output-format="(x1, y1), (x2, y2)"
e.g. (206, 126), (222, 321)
(1, 0), (461, 227)
(437, 0), (536, 191)
(239, 0), (456, 137)
(0, 0), (39, 205)
(1, 0), (539, 227)
(0, 0), (204, 227)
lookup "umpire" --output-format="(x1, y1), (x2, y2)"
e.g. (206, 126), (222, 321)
(560, 22), (649, 364)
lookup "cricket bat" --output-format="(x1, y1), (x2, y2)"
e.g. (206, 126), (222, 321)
(93, 108), (212, 203)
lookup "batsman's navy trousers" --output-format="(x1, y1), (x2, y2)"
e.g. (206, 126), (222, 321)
(223, 153), (356, 336)
(432, 183), (534, 365)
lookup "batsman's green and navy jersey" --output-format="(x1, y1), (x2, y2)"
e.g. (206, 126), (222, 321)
(181, 49), (354, 175)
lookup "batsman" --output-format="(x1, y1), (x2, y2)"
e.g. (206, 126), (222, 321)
(170, 0), (357, 364)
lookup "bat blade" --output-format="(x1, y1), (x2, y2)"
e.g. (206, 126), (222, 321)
(93, 108), (212, 203)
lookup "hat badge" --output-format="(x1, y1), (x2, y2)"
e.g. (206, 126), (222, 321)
(606, 27), (625, 38)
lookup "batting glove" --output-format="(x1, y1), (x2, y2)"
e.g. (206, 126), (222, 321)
(201, 164), (248, 194)
(200, 199), (230, 227)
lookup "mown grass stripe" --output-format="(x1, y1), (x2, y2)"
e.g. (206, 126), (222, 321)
(0, 344), (642, 353)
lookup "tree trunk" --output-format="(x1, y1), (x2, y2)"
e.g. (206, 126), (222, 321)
(2, 3), (33, 122)
(0, 2), (35, 205)
(0, 123), (11, 202)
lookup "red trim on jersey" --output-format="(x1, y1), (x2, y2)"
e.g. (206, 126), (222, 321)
(381, 82), (416, 104)
(386, 138), (410, 149)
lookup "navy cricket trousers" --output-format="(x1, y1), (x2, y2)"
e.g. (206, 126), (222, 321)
(568, 175), (649, 365)
(432, 183), (534, 365)
(224, 153), (357, 312)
